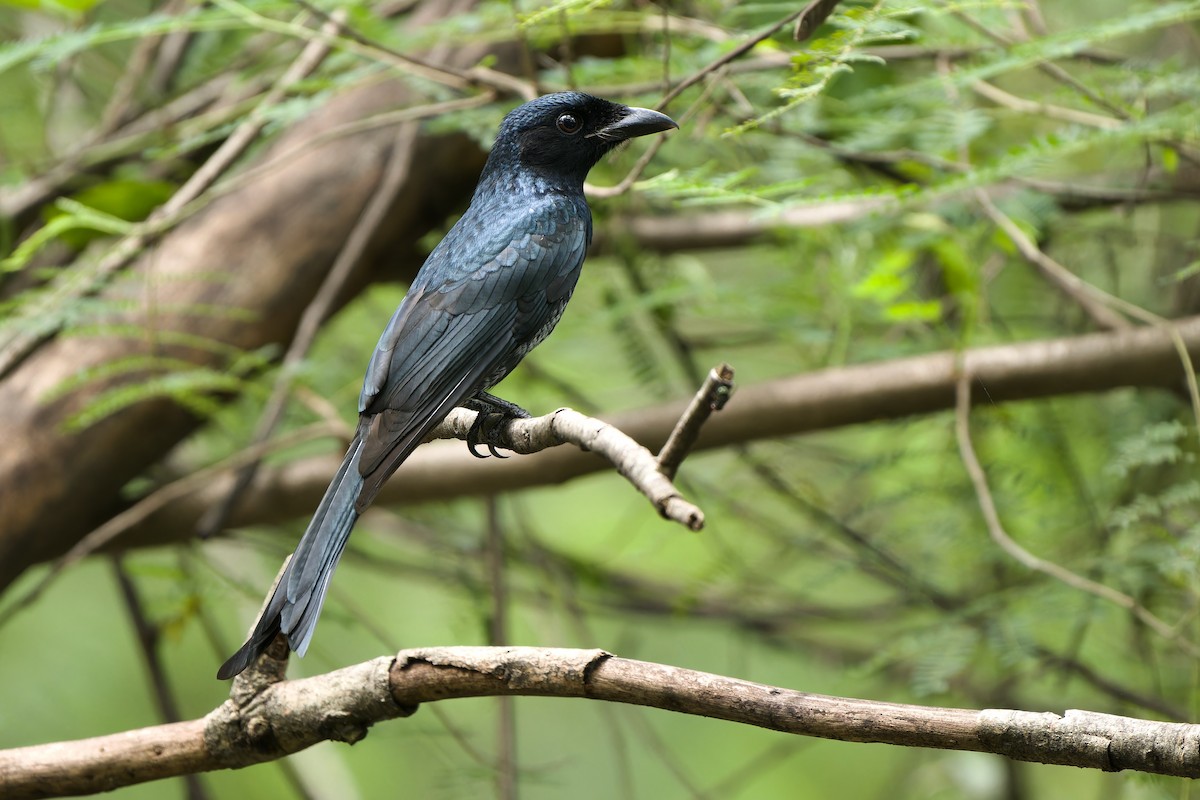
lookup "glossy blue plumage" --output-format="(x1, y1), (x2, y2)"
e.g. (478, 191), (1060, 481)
(218, 93), (676, 679)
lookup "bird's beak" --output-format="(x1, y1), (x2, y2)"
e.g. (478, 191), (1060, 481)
(598, 106), (679, 141)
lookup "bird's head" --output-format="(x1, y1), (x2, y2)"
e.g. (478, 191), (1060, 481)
(486, 92), (678, 189)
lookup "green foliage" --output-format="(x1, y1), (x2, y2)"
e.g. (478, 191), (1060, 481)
(1108, 421), (1193, 479)
(2, 198), (133, 273)
(2, 0), (1200, 797)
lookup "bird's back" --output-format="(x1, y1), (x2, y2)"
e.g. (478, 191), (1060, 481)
(353, 189), (591, 505)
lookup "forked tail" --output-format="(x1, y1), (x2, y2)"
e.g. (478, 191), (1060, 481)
(216, 438), (365, 679)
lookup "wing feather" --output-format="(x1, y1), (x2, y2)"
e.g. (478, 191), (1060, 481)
(351, 202), (588, 507)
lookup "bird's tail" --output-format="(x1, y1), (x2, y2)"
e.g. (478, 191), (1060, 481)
(216, 437), (365, 680)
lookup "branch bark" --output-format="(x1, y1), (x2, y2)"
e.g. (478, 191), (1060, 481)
(105, 316), (1200, 552)
(2, 646), (1197, 799)
(0, 76), (486, 591)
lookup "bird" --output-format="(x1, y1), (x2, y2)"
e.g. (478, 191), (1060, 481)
(217, 92), (677, 679)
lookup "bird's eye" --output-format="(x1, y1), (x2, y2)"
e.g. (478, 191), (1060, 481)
(556, 113), (582, 134)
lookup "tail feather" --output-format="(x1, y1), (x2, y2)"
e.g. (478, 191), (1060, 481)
(216, 439), (364, 679)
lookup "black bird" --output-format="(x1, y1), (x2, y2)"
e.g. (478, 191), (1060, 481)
(218, 93), (677, 679)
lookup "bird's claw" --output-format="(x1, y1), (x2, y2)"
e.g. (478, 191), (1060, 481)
(466, 412), (510, 459)
(462, 393), (531, 459)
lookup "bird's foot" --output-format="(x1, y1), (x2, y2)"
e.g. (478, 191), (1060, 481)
(460, 393), (532, 459)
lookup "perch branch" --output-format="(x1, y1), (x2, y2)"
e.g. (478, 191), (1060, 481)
(428, 395), (718, 531)
(3, 646), (1200, 799)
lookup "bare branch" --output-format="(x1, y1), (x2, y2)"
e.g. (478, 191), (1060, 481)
(103, 315), (1200, 553)
(969, 80), (1122, 129)
(973, 188), (1131, 330)
(954, 367), (1200, 659)
(656, 363), (735, 480)
(430, 405), (710, 531)
(3, 646), (1199, 798)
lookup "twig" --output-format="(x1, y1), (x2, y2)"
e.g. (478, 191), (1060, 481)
(586, 73), (716, 200)
(110, 556), (210, 800)
(4, 646), (1200, 798)
(584, 135), (671, 199)
(973, 188), (1131, 330)
(485, 499), (518, 800)
(944, 3), (1129, 120)
(970, 80), (1121, 129)
(433, 406), (708, 531)
(974, 188), (1200, 432)
(953, 367), (1200, 660)
(291, 0), (537, 99)
(590, 53), (727, 200)
(660, 5), (815, 109)
(656, 363), (734, 480)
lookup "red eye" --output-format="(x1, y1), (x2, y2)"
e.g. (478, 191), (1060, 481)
(556, 113), (582, 134)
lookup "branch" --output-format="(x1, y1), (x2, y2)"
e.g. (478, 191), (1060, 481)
(655, 363), (735, 480)
(954, 367), (1200, 659)
(104, 316), (1200, 553)
(2, 646), (1197, 798)
(428, 400), (714, 531)
(0, 365), (730, 625)
(974, 188), (1131, 330)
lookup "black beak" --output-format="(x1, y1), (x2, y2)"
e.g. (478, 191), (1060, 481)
(596, 106), (678, 141)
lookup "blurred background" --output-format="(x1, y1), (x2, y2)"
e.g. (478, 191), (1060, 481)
(2, 0), (1199, 797)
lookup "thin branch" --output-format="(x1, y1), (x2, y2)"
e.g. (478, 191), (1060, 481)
(953, 367), (1200, 660)
(584, 135), (671, 199)
(588, 70), (717, 199)
(110, 557), (210, 800)
(969, 80), (1122, 130)
(290, 0), (537, 99)
(432, 405), (709, 531)
(973, 188), (1131, 330)
(660, 5), (815, 109)
(484, 499), (518, 800)
(656, 363), (734, 480)
(3, 646), (1200, 799)
(974, 190), (1200, 431)
(945, 2), (1129, 120)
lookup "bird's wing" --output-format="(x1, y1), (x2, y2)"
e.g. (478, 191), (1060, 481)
(352, 202), (589, 508)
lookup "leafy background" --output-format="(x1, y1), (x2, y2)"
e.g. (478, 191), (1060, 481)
(1, 0), (1199, 797)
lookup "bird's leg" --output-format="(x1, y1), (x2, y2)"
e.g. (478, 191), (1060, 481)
(459, 392), (532, 458)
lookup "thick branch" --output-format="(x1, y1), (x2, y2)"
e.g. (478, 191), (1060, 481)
(0, 77), (486, 591)
(111, 316), (1200, 550)
(2, 647), (1197, 798)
